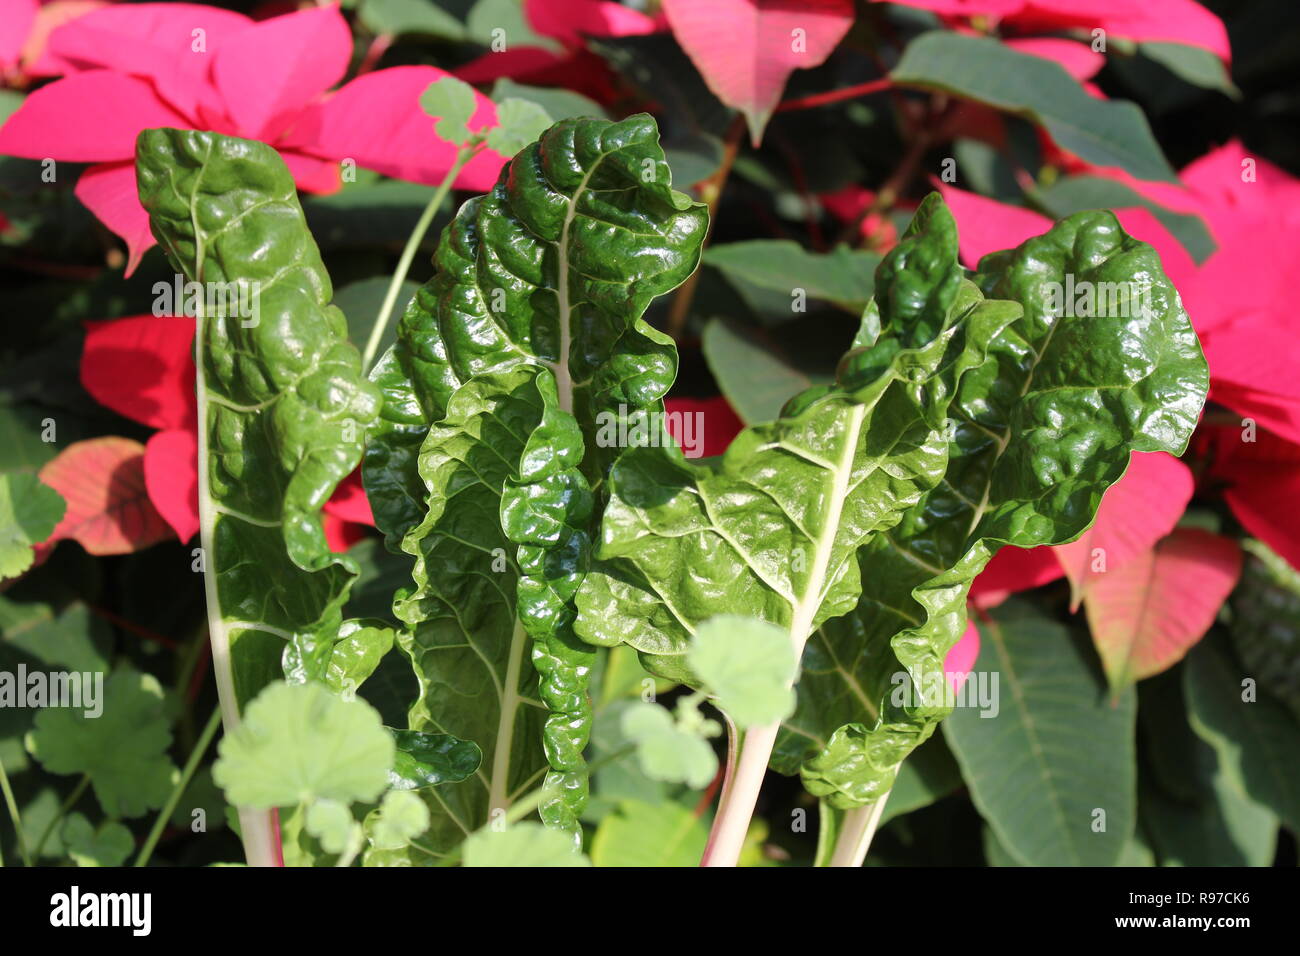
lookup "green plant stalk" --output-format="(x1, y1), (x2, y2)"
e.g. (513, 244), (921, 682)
(827, 794), (890, 867)
(31, 773), (89, 861)
(135, 705), (222, 867)
(701, 405), (868, 867)
(0, 756), (31, 867)
(361, 146), (478, 372)
(193, 302), (280, 869)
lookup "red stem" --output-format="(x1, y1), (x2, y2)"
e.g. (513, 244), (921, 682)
(775, 78), (893, 114)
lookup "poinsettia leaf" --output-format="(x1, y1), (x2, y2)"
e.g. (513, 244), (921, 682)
(1185, 637), (1300, 834)
(1138, 670), (1278, 866)
(704, 241), (881, 314)
(662, 0), (856, 145)
(943, 602), (1137, 866)
(1084, 528), (1241, 696)
(1054, 450), (1196, 609)
(1231, 539), (1300, 721)
(701, 318), (813, 425)
(143, 428), (199, 543)
(80, 314), (196, 432)
(1036, 175), (1216, 264)
(1139, 41), (1239, 97)
(38, 437), (172, 555)
(892, 31), (1178, 183)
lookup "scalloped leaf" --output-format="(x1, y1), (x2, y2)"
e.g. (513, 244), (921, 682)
(367, 114), (709, 847)
(777, 204), (1208, 808)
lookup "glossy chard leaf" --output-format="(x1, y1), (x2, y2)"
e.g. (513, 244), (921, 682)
(575, 196), (1018, 867)
(578, 196), (1011, 667)
(137, 128), (382, 864)
(368, 115), (709, 848)
(779, 205), (1209, 810)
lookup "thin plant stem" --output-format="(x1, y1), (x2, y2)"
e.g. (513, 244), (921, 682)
(361, 146), (477, 372)
(827, 793), (890, 867)
(775, 77), (893, 113)
(31, 773), (90, 861)
(0, 755), (32, 867)
(135, 705), (223, 867)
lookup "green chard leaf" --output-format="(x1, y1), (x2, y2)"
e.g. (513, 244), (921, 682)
(137, 129), (381, 711)
(137, 129), (382, 864)
(575, 196), (1018, 706)
(781, 204), (1209, 809)
(364, 115), (708, 849)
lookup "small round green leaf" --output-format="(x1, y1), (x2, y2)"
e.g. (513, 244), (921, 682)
(462, 823), (591, 867)
(689, 615), (797, 728)
(485, 98), (553, 156)
(620, 701), (718, 789)
(304, 798), (357, 855)
(369, 790), (430, 850)
(419, 76), (477, 146)
(213, 681), (394, 809)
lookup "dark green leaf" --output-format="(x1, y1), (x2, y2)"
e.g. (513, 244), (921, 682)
(784, 202), (1207, 807)
(388, 729), (482, 790)
(701, 319), (812, 424)
(704, 241), (881, 314)
(1185, 637), (1300, 833)
(1035, 175), (1216, 264)
(944, 604), (1137, 866)
(137, 129), (381, 713)
(368, 115), (707, 846)
(1139, 42), (1239, 98)
(892, 32), (1178, 183)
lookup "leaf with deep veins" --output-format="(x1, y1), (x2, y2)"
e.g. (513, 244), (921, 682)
(365, 114), (709, 848)
(136, 128), (381, 865)
(785, 206), (1208, 811)
(575, 195), (1019, 863)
